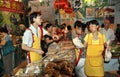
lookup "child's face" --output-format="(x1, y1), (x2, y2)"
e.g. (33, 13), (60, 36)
(34, 15), (42, 25)
(75, 26), (82, 35)
(89, 24), (98, 33)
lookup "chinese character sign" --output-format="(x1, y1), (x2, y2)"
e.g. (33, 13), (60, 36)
(0, 0), (24, 14)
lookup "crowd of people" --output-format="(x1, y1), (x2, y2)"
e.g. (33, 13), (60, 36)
(21, 11), (118, 77)
(0, 11), (120, 77)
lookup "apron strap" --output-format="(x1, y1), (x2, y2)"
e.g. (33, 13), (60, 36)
(39, 26), (43, 40)
(75, 49), (82, 66)
(27, 52), (31, 63)
(25, 28), (34, 63)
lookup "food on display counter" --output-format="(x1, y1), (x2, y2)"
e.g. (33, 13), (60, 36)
(45, 49), (75, 63)
(43, 41), (76, 77)
(44, 60), (74, 77)
(15, 41), (76, 77)
(47, 42), (60, 55)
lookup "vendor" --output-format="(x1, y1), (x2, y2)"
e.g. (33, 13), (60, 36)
(83, 20), (108, 77)
(22, 12), (44, 63)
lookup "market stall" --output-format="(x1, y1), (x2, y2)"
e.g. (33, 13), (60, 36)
(14, 41), (76, 77)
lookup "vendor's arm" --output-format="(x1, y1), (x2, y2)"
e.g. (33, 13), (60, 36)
(83, 41), (87, 49)
(22, 44), (44, 55)
(83, 34), (88, 48)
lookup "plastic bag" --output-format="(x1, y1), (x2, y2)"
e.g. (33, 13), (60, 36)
(104, 40), (112, 62)
(104, 48), (112, 62)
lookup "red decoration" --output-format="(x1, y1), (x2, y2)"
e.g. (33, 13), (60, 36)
(64, 2), (69, 9)
(65, 7), (73, 13)
(54, 0), (68, 9)
(54, 0), (73, 14)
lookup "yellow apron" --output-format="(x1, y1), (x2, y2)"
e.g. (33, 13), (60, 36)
(27, 29), (42, 63)
(84, 33), (104, 76)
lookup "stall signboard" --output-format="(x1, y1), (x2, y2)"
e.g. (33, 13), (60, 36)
(0, 0), (24, 14)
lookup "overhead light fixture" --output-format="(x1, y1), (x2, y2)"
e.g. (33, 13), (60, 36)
(39, 0), (42, 2)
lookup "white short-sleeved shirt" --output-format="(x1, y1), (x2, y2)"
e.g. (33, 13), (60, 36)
(22, 25), (40, 47)
(42, 28), (48, 36)
(100, 28), (115, 41)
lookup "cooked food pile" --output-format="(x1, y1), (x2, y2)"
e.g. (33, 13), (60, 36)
(44, 60), (74, 77)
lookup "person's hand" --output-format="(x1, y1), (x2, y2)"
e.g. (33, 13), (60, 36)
(52, 35), (59, 41)
(36, 49), (44, 55)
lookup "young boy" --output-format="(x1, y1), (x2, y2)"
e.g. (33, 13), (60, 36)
(73, 20), (87, 77)
(22, 12), (44, 63)
(84, 20), (106, 77)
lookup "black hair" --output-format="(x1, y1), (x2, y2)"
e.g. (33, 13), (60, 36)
(117, 24), (120, 27)
(61, 23), (66, 29)
(29, 11), (41, 24)
(74, 20), (86, 32)
(62, 23), (66, 26)
(74, 20), (82, 28)
(101, 24), (104, 28)
(89, 20), (99, 26)
(44, 35), (53, 40)
(0, 27), (8, 34)
(86, 21), (90, 32)
(45, 23), (52, 30)
(67, 25), (72, 30)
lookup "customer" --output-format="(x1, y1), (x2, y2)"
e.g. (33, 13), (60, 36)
(73, 20), (87, 77)
(41, 35), (54, 56)
(22, 12), (44, 63)
(44, 23), (53, 36)
(0, 27), (14, 76)
(100, 18), (115, 44)
(84, 20), (107, 77)
(66, 25), (72, 41)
